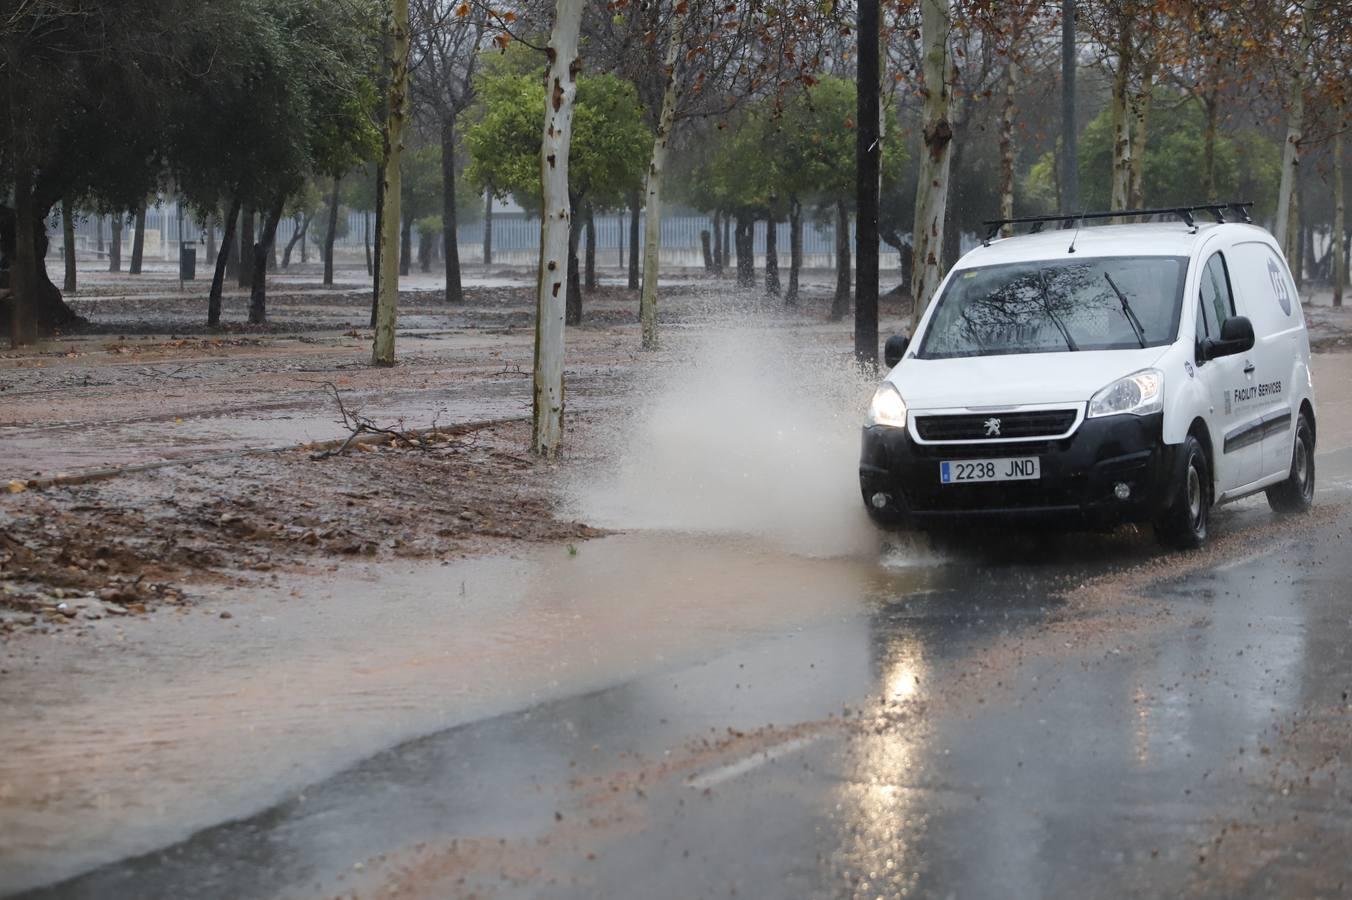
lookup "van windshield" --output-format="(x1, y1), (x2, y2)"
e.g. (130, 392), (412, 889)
(917, 256), (1187, 359)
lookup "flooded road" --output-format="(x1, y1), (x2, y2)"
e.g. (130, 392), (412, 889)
(4, 335), (1352, 898)
(5, 440), (1351, 897)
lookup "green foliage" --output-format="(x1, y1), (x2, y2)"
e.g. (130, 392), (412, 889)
(401, 142), (444, 224)
(466, 72), (651, 210)
(777, 77), (906, 205)
(1232, 131), (1281, 223)
(170, 0), (380, 220)
(1075, 94), (1280, 213)
(675, 78), (905, 216)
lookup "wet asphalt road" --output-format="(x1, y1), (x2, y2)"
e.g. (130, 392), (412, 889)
(13, 449), (1352, 900)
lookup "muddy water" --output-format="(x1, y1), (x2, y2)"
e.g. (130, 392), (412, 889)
(0, 531), (941, 895)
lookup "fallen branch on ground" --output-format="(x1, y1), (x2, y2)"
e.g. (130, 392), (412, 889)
(311, 383), (447, 460)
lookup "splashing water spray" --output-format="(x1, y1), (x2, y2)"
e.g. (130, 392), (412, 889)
(569, 308), (903, 559)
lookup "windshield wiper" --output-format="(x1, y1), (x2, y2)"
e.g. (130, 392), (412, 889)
(1104, 272), (1147, 348)
(1036, 268), (1079, 352)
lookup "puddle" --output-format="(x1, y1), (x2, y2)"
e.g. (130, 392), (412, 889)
(0, 532), (936, 895)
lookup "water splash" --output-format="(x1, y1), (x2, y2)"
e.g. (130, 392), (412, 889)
(568, 317), (883, 557)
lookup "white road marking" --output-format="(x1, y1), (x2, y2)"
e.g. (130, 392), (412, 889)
(686, 735), (825, 790)
(1212, 544), (1285, 573)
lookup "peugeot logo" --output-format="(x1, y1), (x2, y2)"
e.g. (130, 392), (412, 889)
(983, 417), (1002, 437)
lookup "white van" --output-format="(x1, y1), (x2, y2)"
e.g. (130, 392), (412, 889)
(860, 208), (1317, 549)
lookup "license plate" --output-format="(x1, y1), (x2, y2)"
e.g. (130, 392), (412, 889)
(940, 457), (1041, 484)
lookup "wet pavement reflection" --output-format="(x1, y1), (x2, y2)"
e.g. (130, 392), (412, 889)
(8, 455), (1352, 899)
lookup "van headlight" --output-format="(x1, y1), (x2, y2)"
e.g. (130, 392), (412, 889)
(866, 383), (908, 428)
(1088, 369), (1164, 418)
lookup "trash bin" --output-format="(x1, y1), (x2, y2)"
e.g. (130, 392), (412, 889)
(179, 245), (197, 281)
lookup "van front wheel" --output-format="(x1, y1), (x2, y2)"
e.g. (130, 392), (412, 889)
(1155, 435), (1210, 550)
(1266, 414), (1315, 515)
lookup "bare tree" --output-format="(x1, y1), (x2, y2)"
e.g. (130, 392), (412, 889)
(639, 2), (689, 351)
(533, 0), (584, 457)
(410, 0), (492, 304)
(374, 0), (411, 366)
(910, 0), (955, 326)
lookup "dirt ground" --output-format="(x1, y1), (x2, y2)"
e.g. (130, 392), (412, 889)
(0, 262), (908, 637)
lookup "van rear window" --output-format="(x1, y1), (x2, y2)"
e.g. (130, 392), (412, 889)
(918, 256), (1187, 359)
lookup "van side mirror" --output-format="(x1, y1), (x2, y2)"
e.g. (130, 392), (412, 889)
(1202, 316), (1255, 361)
(883, 334), (910, 368)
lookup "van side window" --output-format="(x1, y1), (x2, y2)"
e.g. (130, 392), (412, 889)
(1198, 252), (1234, 338)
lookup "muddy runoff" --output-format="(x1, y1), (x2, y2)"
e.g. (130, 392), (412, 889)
(3, 287), (1352, 894)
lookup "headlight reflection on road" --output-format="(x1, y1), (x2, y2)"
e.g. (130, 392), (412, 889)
(829, 636), (930, 896)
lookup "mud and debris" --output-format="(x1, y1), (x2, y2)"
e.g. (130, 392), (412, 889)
(0, 420), (607, 635)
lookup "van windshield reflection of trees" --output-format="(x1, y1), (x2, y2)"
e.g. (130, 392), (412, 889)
(919, 257), (1187, 359)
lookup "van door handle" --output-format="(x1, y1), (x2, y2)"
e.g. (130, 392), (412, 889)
(1243, 362), (1256, 375)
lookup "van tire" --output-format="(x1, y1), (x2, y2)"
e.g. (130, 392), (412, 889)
(1155, 435), (1210, 550)
(1266, 413), (1315, 514)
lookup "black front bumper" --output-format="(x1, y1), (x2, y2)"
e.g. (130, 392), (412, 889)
(859, 412), (1177, 527)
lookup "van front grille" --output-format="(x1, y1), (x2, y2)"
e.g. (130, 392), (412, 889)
(914, 409), (1078, 442)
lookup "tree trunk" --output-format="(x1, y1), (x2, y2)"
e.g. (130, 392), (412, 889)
(1127, 55), (1156, 211)
(418, 226), (434, 272)
(129, 202), (147, 274)
(627, 192), (641, 290)
(700, 231), (713, 270)
(248, 196), (285, 325)
(713, 210), (724, 273)
(1202, 91), (1219, 200)
(95, 215), (104, 255)
(910, 0), (954, 327)
(1108, 16), (1133, 217)
(237, 208), (254, 288)
(734, 214), (755, 287)
(787, 197), (802, 305)
(370, 185), (382, 327)
(566, 198), (583, 325)
(399, 214), (412, 277)
(208, 196), (242, 326)
(373, 0), (408, 366)
(533, 0), (585, 457)
(5, 174), (39, 345)
(61, 196), (77, 294)
(482, 188), (493, 266)
(723, 215), (731, 273)
(639, 3), (687, 350)
(109, 214), (123, 273)
(1275, 2), (1316, 259)
(584, 205), (597, 291)
(224, 215), (238, 281)
(1288, 179), (1302, 285)
(1334, 114), (1345, 307)
(941, 133), (964, 278)
(1060, 0), (1078, 213)
(998, 60), (1018, 235)
(3, 194), (82, 343)
(324, 176), (340, 286)
(856, 0), (881, 364)
(441, 115), (464, 303)
(365, 212), (373, 276)
(831, 200), (851, 320)
(764, 214), (780, 296)
(206, 212), (217, 263)
(282, 213), (309, 267)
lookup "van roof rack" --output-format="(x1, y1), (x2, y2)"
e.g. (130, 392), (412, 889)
(982, 202), (1254, 243)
